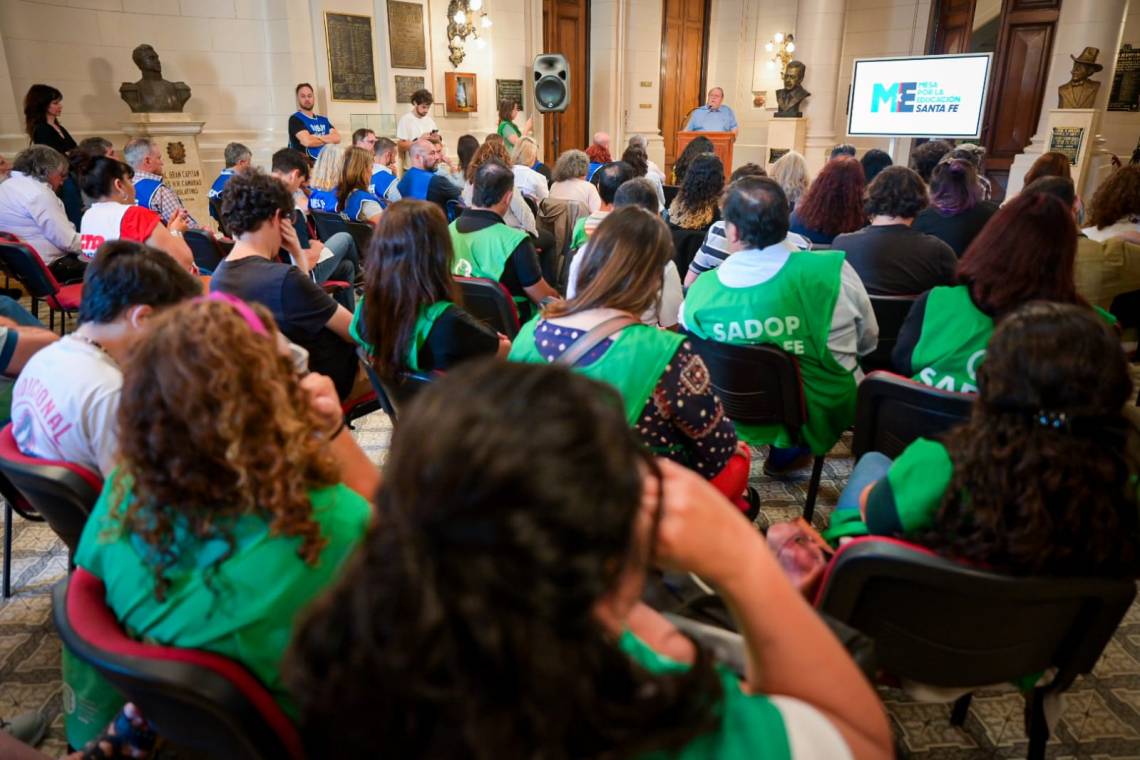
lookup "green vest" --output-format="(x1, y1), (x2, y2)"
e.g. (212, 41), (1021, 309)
(910, 286), (993, 394)
(449, 220), (529, 283)
(498, 119), (522, 139)
(350, 296), (452, 372)
(570, 217), (589, 251)
(683, 251), (855, 454)
(509, 317), (685, 430)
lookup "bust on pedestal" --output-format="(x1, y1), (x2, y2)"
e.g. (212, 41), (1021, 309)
(768, 61), (809, 170)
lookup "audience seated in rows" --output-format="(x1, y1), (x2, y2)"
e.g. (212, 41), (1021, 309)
(671, 135), (714, 185)
(0, 145), (85, 281)
(828, 301), (1139, 581)
(1084, 164), (1140, 242)
(369, 136), (398, 199)
(451, 161), (558, 321)
(211, 170), (365, 400)
(567, 176), (682, 328)
(307, 145), (344, 212)
(913, 158), (999, 256)
(12, 240), (201, 477)
(397, 138), (461, 213)
(351, 200), (508, 376)
(512, 206), (745, 487)
(123, 138), (206, 233)
(859, 148), (892, 184)
(337, 147), (383, 225)
(908, 139), (953, 183)
(789, 155), (866, 246)
(684, 163), (810, 289)
(769, 150), (809, 212)
(831, 166), (956, 296)
(666, 153), (724, 233)
(509, 136), (550, 205)
(207, 142), (251, 225)
(270, 148), (358, 295)
(286, 359), (894, 758)
(462, 141), (538, 236)
(74, 155), (193, 271)
(893, 192), (1094, 393)
(548, 149), (602, 213)
(682, 177), (877, 472)
(71, 294), (380, 729)
(620, 143), (666, 210)
(627, 133), (667, 183)
(570, 161), (635, 250)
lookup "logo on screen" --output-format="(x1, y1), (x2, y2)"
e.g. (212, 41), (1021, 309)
(871, 82), (960, 113)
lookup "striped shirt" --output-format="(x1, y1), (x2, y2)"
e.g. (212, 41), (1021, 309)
(686, 221), (811, 281)
(132, 171), (205, 231)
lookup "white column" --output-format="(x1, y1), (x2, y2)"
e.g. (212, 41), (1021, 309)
(619, 0), (665, 168)
(795, 0), (848, 174)
(1006, 0), (1129, 198)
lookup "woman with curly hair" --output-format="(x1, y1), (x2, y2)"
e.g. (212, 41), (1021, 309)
(549, 148), (602, 212)
(831, 166), (956, 295)
(770, 150), (809, 211)
(1084, 165), (1140, 242)
(913, 158), (999, 256)
(893, 192), (1096, 393)
(789, 155), (866, 245)
(829, 301), (1139, 579)
(671, 135), (714, 185)
(461, 140), (538, 236)
(286, 359), (893, 758)
(666, 153), (724, 232)
(72, 293), (379, 727)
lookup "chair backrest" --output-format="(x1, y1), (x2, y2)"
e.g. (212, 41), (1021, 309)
(669, 227), (707, 276)
(183, 230), (225, 274)
(662, 184), (680, 207)
(683, 332), (806, 431)
(0, 424), (101, 552)
(54, 568), (304, 760)
(860, 295), (917, 372)
(815, 537), (1136, 692)
(354, 346), (433, 425)
(851, 371), (973, 459)
(0, 238), (60, 299)
(445, 198), (466, 223)
(311, 210), (349, 242)
(457, 276), (521, 338)
(344, 219), (374, 257)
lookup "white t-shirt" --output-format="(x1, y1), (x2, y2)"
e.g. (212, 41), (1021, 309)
(512, 164), (550, 203)
(396, 111), (438, 142)
(567, 242), (683, 328)
(1083, 217), (1140, 242)
(11, 336), (122, 476)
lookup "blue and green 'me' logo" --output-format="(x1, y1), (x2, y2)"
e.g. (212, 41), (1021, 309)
(871, 82), (917, 112)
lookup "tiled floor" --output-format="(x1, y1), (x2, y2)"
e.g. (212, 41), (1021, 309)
(4, 411), (1140, 758)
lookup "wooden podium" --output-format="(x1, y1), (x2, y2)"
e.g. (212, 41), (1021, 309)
(675, 130), (735, 173)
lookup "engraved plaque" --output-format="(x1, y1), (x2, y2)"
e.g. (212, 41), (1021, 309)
(495, 79), (524, 109)
(388, 0), (427, 70)
(324, 13), (377, 102)
(1048, 126), (1085, 165)
(396, 75), (426, 103)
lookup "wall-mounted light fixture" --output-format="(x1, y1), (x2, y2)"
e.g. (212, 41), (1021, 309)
(764, 32), (796, 76)
(447, 0), (492, 67)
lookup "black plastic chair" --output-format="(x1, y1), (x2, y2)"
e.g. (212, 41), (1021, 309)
(663, 184), (680, 207)
(861, 294), (918, 372)
(55, 568), (304, 760)
(355, 346), (434, 426)
(684, 333), (823, 522)
(851, 371), (973, 460)
(344, 219), (374, 257)
(457, 277), (521, 339)
(669, 226), (706, 278)
(815, 537), (1137, 760)
(311, 210), (347, 242)
(0, 234), (82, 334)
(184, 230), (226, 274)
(0, 470), (43, 599)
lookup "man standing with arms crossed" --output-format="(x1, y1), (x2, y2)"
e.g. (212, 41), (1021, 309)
(290, 83), (341, 162)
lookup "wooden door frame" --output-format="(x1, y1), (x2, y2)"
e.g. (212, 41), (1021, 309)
(657, 0), (712, 149)
(541, 0), (591, 156)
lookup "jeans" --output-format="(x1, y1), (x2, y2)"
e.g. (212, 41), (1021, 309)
(0, 295), (45, 327)
(835, 451), (893, 512)
(311, 232), (357, 311)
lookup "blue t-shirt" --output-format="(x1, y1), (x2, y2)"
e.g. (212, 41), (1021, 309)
(344, 188), (382, 221)
(133, 177), (162, 212)
(397, 167), (436, 201)
(369, 168), (396, 200)
(289, 111), (335, 159)
(309, 187), (340, 213)
(208, 168), (236, 221)
(685, 105), (738, 132)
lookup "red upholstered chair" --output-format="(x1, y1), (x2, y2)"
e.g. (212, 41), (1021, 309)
(54, 568), (304, 760)
(341, 388), (380, 428)
(0, 470), (44, 599)
(0, 423), (101, 561)
(0, 233), (82, 335)
(814, 536), (1136, 760)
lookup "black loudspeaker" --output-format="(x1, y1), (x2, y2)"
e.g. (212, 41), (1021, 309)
(533, 54), (570, 112)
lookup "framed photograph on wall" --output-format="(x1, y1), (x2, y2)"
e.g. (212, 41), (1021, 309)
(445, 72), (477, 113)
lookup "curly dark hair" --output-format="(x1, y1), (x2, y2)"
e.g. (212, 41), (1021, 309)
(673, 153), (724, 214)
(220, 168), (294, 236)
(1086, 165), (1140, 230)
(671, 136), (714, 184)
(793, 155), (866, 238)
(923, 301), (1138, 576)
(863, 166), (928, 219)
(908, 139), (953, 182)
(285, 359), (724, 757)
(113, 298), (341, 601)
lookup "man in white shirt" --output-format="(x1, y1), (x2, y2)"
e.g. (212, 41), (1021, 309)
(0, 146), (84, 280)
(396, 89), (439, 157)
(12, 240), (201, 476)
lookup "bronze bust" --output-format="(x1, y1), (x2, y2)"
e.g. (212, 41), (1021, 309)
(775, 61), (810, 118)
(1058, 47), (1104, 110)
(120, 44), (192, 113)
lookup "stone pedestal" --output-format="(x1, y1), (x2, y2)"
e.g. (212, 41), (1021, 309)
(120, 113), (211, 232)
(766, 117), (808, 169)
(1042, 108), (1101, 194)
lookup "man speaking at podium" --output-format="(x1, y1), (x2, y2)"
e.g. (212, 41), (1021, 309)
(684, 87), (739, 135)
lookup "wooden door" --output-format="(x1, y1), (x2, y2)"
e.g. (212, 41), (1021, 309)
(542, 0), (589, 161)
(927, 0), (976, 56)
(659, 0), (709, 173)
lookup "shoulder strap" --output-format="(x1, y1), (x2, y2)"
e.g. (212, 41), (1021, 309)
(557, 314), (638, 368)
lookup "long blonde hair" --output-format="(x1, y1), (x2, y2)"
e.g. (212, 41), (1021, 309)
(310, 146), (346, 191)
(770, 150), (809, 209)
(512, 136), (539, 167)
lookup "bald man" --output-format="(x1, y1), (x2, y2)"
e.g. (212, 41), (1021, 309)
(395, 137), (461, 212)
(685, 87), (738, 135)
